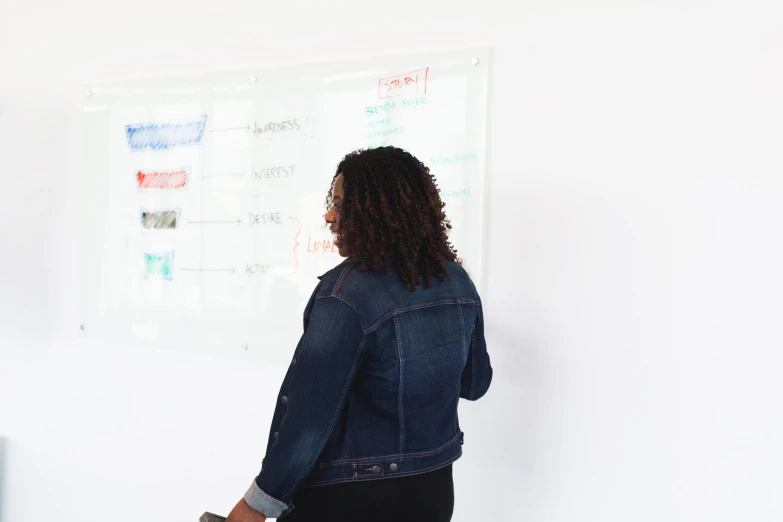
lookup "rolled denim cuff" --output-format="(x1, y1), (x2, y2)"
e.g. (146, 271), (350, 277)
(244, 479), (291, 518)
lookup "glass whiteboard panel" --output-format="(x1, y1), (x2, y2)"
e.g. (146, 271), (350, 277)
(79, 48), (489, 360)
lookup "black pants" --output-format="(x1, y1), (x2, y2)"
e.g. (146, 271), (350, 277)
(281, 464), (454, 522)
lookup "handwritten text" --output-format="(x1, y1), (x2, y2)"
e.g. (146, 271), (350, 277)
(245, 264), (274, 275)
(252, 120), (301, 136)
(307, 237), (338, 255)
(254, 165), (296, 180)
(248, 212), (283, 226)
(378, 68), (429, 99)
(429, 153), (478, 165)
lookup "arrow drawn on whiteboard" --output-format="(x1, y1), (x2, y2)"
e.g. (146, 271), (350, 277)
(188, 219), (242, 226)
(209, 125), (250, 133)
(179, 268), (236, 274)
(289, 216), (301, 275)
(195, 170), (245, 180)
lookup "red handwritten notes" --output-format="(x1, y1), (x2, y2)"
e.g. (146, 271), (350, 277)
(136, 168), (190, 190)
(288, 216), (340, 276)
(378, 67), (429, 99)
(307, 237), (338, 255)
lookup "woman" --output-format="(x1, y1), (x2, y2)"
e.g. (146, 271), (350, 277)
(227, 146), (492, 522)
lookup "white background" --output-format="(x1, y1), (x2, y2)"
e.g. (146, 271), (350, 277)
(1, 1), (782, 521)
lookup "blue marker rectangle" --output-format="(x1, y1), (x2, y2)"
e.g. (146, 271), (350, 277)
(125, 115), (208, 152)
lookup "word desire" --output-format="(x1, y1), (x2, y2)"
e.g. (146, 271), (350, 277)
(248, 212), (283, 226)
(252, 120), (301, 136)
(254, 164), (295, 180)
(246, 264), (273, 275)
(307, 237), (339, 255)
(378, 67), (429, 99)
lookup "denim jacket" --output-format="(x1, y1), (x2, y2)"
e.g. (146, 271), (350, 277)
(244, 259), (492, 518)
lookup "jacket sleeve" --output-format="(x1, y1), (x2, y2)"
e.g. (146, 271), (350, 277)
(244, 295), (366, 518)
(460, 301), (493, 401)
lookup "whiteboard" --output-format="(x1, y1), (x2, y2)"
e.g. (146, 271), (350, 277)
(78, 48), (489, 360)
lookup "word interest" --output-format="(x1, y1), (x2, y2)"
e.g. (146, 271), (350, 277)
(254, 165), (296, 180)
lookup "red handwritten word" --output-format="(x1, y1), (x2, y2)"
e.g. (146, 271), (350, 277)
(306, 237), (338, 255)
(378, 67), (429, 99)
(136, 168), (189, 190)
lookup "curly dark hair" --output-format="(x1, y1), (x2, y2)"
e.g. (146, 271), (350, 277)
(327, 146), (458, 291)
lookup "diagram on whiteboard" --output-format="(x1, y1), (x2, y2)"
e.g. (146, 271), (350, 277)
(80, 49), (489, 358)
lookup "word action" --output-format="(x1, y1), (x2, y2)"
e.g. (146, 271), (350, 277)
(245, 264), (274, 275)
(378, 68), (429, 99)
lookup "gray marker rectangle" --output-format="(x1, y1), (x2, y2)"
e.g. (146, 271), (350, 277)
(141, 209), (181, 230)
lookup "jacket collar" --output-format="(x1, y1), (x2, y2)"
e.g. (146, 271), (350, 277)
(317, 258), (353, 280)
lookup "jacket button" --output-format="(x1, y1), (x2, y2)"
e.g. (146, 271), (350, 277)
(292, 357), (297, 366)
(390, 463), (398, 471)
(273, 432), (279, 439)
(372, 465), (381, 473)
(281, 396), (288, 404)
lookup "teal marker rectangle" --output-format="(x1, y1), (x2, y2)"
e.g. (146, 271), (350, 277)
(144, 252), (174, 280)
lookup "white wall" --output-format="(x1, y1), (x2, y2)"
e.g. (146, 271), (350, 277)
(2, 1), (783, 521)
